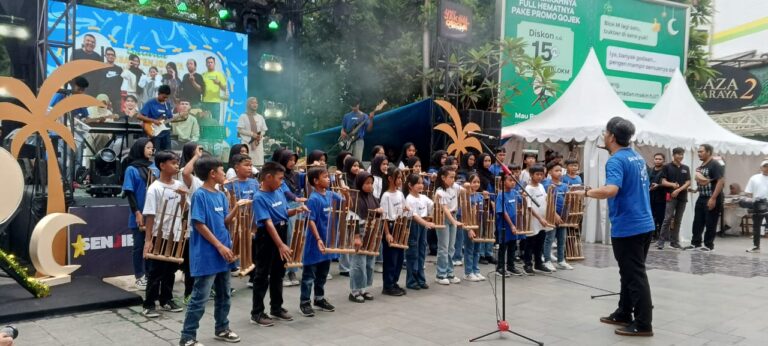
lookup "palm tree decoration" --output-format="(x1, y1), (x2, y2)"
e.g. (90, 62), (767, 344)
(0, 60), (108, 215)
(433, 100), (483, 158)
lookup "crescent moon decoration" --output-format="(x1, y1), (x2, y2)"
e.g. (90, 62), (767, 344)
(668, 17), (679, 36)
(0, 147), (24, 225)
(29, 213), (85, 286)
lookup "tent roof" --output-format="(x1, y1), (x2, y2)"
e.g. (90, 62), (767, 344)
(644, 70), (768, 155)
(501, 49), (687, 149)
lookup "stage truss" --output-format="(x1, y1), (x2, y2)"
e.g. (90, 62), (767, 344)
(710, 106), (768, 137)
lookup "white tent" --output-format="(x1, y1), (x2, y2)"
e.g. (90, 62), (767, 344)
(501, 49), (693, 244)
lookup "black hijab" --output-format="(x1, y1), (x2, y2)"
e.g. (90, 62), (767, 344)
(278, 150), (300, 194)
(477, 153), (495, 192)
(307, 149), (327, 166)
(370, 154), (387, 177)
(354, 171), (378, 220)
(125, 138), (153, 182)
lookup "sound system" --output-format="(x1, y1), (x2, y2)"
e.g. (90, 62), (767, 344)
(460, 109), (501, 148)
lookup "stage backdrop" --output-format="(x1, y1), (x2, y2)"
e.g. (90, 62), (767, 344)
(68, 205), (133, 278)
(47, 1), (248, 145)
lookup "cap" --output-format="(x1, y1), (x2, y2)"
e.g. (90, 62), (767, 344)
(761, 160), (768, 167)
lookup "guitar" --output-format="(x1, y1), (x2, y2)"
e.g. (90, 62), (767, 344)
(338, 100), (387, 151)
(142, 118), (169, 137)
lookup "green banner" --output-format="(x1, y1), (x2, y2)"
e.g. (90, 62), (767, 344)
(501, 0), (689, 126)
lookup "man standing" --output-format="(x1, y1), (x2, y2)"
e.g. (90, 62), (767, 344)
(98, 47), (124, 111)
(179, 59), (204, 107)
(137, 85), (173, 151)
(685, 144), (724, 251)
(657, 147), (690, 250)
(340, 100), (375, 160)
(744, 160), (768, 253)
(201, 56), (227, 123)
(71, 34), (103, 97)
(578, 117), (654, 337)
(648, 153), (666, 240)
(237, 97), (267, 165)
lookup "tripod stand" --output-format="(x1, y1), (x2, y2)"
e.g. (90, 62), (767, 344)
(469, 138), (543, 346)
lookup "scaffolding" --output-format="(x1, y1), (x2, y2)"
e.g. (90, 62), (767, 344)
(35, 0), (76, 91)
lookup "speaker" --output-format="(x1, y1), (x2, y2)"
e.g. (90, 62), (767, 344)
(460, 110), (501, 148)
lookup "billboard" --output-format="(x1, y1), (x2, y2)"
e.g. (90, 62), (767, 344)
(501, 0), (689, 126)
(47, 1), (248, 144)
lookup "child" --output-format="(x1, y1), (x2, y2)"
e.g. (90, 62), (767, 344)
(180, 156), (241, 346)
(277, 150), (303, 287)
(510, 163), (524, 192)
(520, 152), (537, 185)
(489, 147), (506, 177)
(477, 153), (495, 194)
(496, 171), (525, 276)
(462, 173), (488, 282)
(522, 165), (555, 275)
(404, 174), (436, 290)
(370, 154), (389, 200)
(226, 144), (253, 180)
(141, 150), (185, 318)
(349, 171), (381, 303)
(380, 166), (407, 296)
(543, 161), (574, 271)
(179, 142), (202, 302)
(434, 167), (465, 285)
(123, 138), (159, 290)
(427, 151), (447, 256)
(224, 154), (260, 275)
(397, 142), (417, 169)
(343, 157), (363, 189)
(301, 167), (346, 316)
(562, 159), (583, 186)
(250, 162), (309, 326)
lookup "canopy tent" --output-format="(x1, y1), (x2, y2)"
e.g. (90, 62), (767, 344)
(303, 98), (437, 163)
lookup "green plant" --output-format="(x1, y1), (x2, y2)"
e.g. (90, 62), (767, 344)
(669, 0), (718, 94)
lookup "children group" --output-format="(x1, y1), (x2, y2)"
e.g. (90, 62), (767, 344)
(121, 140), (584, 346)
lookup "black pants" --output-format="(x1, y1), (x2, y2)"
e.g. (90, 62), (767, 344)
(144, 259), (178, 308)
(497, 240), (518, 271)
(251, 223), (287, 318)
(753, 214), (768, 248)
(691, 196), (721, 249)
(650, 200), (666, 238)
(611, 232), (653, 330)
(428, 229), (438, 255)
(522, 231), (546, 267)
(382, 224), (405, 289)
(181, 245), (194, 297)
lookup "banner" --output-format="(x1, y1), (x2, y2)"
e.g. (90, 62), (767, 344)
(68, 205), (134, 278)
(698, 65), (763, 112)
(47, 1), (248, 144)
(438, 1), (473, 43)
(501, 0), (689, 126)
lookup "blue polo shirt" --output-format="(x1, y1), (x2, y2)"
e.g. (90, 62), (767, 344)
(304, 190), (343, 265)
(140, 98), (173, 120)
(189, 188), (232, 277)
(253, 189), (289, 228)
(562, 174), (583, 186)
(489, 163), (502, 177)
(496, 189), (523, 242)
(122, 165), (159, 229)
(542, 179), (568, 215)
(605, 147), (655, 238)
(342, 111), (369, 139)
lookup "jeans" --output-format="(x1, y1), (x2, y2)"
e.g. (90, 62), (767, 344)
(405, 223), (427, 287)
(131, 227), (147, 279)
(300, 260), (331, 303)
(453, 227), (465, 262)
(463, 234), (481, 275)
(144, 259), (178, 308)
(339, 254), (351, 273)
(436, 217), (457, 278)
(351, 139), (364, 161)
(482, 242), (494, 257)
(350, 253), (375, 294)
(497, 240), (518, 272)
(658, 198), (687, 247)
(752, 214), (768, 248)
(382, 223), (405, 289)
(611, 231), (653, 330)
(152, 130), (171, 151)
(180, 271), (231, 342)
(691, 196), (721, 249)
(251, 224), (287, 317)
(544, 228), (566, 262)
(522, 231), (545, 267)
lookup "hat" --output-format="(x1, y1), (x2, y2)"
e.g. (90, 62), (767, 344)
(761, 160), (768, 167)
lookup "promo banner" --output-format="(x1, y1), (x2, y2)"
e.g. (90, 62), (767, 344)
(68, 205), (134, 278)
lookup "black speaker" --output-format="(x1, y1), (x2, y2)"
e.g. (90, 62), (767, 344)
(460, 110), (501, 148)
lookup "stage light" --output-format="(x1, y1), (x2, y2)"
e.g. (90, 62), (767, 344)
(218, 8), (231, 20)
(264, 100), (287, 118)
(138, 0), (150, 6)
(268, 19), (279, 30)
(259, 54), (283, 73)
(175, 0), (188, 12)
(0, 21), (30, 40)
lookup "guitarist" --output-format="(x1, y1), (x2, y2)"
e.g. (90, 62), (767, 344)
(340, 99), (376, 160)
(236, 97), (268, 165)
(137, 84), (173, 151)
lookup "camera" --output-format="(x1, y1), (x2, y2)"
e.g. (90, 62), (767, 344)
(0, 325), (17, 339)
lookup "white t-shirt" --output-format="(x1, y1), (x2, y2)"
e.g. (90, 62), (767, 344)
(406, 193), (434, 218)
(520, 169), (532, 185)
(143, 179), (187, 240)
(380, 190), (406, 221)
(373, 176), (383, 200)
(236, 113), (268, 143)
(525, 183), (552, 234)
(745, 173), (768, 199)
(436, 182), (462, 212)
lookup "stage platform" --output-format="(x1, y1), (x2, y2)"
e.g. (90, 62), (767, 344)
(0, 276), (142, 324)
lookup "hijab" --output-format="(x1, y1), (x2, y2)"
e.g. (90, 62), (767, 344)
(477, 153), (495, 192)
(354, 171), (378, 220)
(307, 149), (327, 166)
(278, 150), (300, 194)
(125, 138), (153, 182)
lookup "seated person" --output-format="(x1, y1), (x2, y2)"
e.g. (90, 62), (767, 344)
(85, 94), (120, 158)
(170, 100), (200, 143)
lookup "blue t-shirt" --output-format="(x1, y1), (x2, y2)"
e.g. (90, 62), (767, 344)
(122, 165), (159, 229)
(342, 111), (369, 139)
(50, 92), (88, 119)
(253, 189), (289, 227)
(304, 190), (344, 265)
(489, 163), (502, 177)
(542, 179), (568, 215)
(189, 188), (233, 277)
(496, 189), (523, 242)
(605, 147), (655, 238)
(140, 98), (173, 120)
(224, 178), (259, 200)
(562, 174), (583, 186)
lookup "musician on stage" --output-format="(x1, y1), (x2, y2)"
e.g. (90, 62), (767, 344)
(237, 97), (267, 166)
(340, 99), (375, 160)
(49, 77), (90, 184)
(577, 117), (654, 337)
(137, 85), (173, 151)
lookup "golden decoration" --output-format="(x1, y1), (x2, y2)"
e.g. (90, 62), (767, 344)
(71, 234), (86, 259)
(433, 100), (483, 157)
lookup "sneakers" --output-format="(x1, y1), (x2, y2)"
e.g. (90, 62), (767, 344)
(523, 266), (535, 275)
(479, 257), (489, 265)
(746, 247), (761, 253)
(543, 262), (557, 272)
(615, 323), (653, 337)
(160, 300), (184, 312)
(452, 260), (463, 266)
(436, 277), (450, 285)
(230, 268), (240, 277)
(534, 264), (553, 273)
(682, 245), (700, 250)
(250, 313), (274, 327)
(448, 276), (461, 284)
(299, 301), (315, 317)
(214, 329), (241, 343)
(288, 272), (300, 286)
(313, 298), (335, 312)
(419, 283), (430, 289)
(487, 256), (498, 265)
(557, 261), (574, 270)
(247, 281), (254, 289)
(507, 268), (523, 276)
(326, 273), (333, 280)
(475, 273), (487, 281)
(382, 287), (406, 296)
(495, 269), (510, 278)
(135, 276), (147, 290)
(271, 308), (294, 321)
(670, 243), (682, 249)
(348, 293), (365, 303)
(141, 307), (160, 318)
(463, 274), (481, 282)
(600, 312), (632, 327)
(179, 339), (203, 346)
(698, 246), (712, 252)
(656, 245), (664, 250)
(282, 277), (292, 287)
(362, 291), (375, 300)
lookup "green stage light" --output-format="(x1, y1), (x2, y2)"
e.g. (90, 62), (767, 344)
(218, 8), (230, 20)
(176, 1), (188, 12)
(138, 0), (150, 5)
(268, 20), (279, 30)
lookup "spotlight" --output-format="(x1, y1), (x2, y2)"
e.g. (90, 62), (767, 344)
(264, 101), (287, 118)
(0, 15), (29, 40)
(267, 9), (280, 31)
(86, 148), (122, 198)
(259, 54), (283, 73)
(138, 0), (150, 5)
(218, 8), (231, 20)
(175, 0), (188, 12)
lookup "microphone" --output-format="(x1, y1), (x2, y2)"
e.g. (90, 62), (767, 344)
(467, 131), (496, 140)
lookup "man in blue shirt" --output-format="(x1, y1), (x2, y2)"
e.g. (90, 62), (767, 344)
(138, 84), (173, 151)
(340, 100), (375, 159)
(578, 117), (654, 337)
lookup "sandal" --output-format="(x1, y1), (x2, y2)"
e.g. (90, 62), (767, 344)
(361, 292), (374, 301)
(348, 293), (365, 303)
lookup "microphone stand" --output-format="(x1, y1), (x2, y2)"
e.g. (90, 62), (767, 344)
(469, 136), (543, 346)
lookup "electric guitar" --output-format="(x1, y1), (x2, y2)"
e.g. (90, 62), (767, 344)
(338, 100), (387, 151)
(142, 118), (169, 137)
